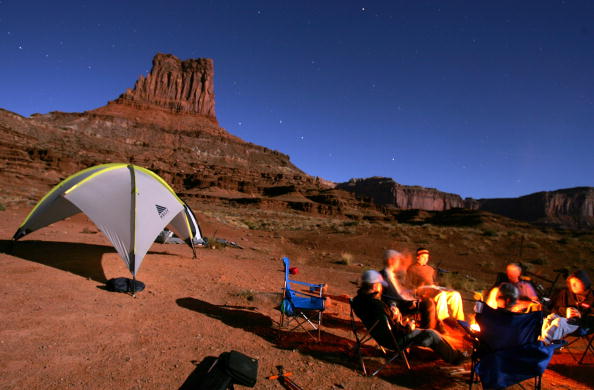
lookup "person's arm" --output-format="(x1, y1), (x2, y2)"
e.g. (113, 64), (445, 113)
(552, 289), (570, 317)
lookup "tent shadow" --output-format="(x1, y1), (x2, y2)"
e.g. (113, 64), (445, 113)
(175, 297), (464, 389)
(1, 240), (180, 284)
(1, 239), (114, 282)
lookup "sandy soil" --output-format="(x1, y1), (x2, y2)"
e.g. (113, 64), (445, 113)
(0, 207), (592, 390)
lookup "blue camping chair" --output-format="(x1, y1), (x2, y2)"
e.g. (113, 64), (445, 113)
(279, 257), (326, 341)
(467, 305), (558, 390)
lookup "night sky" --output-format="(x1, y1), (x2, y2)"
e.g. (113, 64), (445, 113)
(1, 1), (593, 199)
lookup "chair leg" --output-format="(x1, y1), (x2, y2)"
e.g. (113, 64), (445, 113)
(354, 343), (368, 376)
(468, 359), (475, 390)
(578, 335), (594, 364)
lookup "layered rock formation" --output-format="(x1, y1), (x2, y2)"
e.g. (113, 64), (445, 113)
(337, 177), (474, 211)
(337, 177), (593, 229)
(0, 54), (378, 219)
(108, 53), (216, 119)
(477, 187), (594, 229)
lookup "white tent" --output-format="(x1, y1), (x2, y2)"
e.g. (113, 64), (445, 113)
(13, 163), (201, 276)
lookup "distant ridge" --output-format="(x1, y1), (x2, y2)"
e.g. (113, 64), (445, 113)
(338, 177), (593, 229)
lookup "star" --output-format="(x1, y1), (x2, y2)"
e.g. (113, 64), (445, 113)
(238, 121), (243, 126)
(361, 7), (365, 12)
(18, 45), (22, 50)
(279, 120), (283, 124)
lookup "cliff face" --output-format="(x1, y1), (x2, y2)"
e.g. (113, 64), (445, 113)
(104, 53), (216, 120)
(336, 177), (473, 211)
(0, 54), (381, 219)
(337, 177), (593, 229)
(477, 187), (594, 228)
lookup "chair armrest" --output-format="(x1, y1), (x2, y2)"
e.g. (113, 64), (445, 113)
(288, 289), (327, 300)
(289, 279), (325, 288)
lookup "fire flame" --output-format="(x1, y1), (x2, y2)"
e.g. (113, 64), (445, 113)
(470, 323), (480, 332)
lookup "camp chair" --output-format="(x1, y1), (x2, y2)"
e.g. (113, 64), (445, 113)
(467, 305), (558, 390)
(349, 298), (411, 376)
(279, 257), (325, 341)
(563, 327), (594, 364)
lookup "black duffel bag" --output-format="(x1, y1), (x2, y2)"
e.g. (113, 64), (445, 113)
(220, 350), (258, 388)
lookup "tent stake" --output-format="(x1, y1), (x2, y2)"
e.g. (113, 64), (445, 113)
(132, 274), (136, 298)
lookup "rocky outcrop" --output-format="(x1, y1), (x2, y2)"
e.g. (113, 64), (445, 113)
(338, 177), (593, 229)
(108, 53), (216, 120)
(337, 177), (472, 211)
(477, 187), (594, 228)
(0, 54), (382, 220)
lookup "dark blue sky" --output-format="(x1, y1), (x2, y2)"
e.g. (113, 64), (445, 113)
(1, 1), (593, 198)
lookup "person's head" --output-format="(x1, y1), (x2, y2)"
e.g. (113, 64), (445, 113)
(416, 248), (430, 265)
(568, 270), (591, 295)
(360, 270), (387, 296)
(506, 263), (523, 283)
(384, 249), (403, 271)
(497, 282), (519, 310)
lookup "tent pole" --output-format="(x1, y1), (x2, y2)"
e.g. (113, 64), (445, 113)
(191, 240), (197, 259)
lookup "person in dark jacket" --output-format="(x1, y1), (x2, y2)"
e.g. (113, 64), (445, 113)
(352, 270), (466, 365)
(541, 270), (594, 343)
(379, 249), (437, 330)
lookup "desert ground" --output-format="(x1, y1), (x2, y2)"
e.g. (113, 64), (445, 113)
(1, 202), (593, 390)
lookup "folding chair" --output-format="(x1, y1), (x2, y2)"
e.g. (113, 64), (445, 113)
(279, 257), (325, 341)
(349, 298), (411, 376)
(467, 305), (559, 390)
(564, 327), (594, 364)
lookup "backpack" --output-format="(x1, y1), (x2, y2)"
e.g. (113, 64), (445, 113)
(196, 351), (258, 389)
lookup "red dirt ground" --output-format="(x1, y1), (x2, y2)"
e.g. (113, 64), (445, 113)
(0, 207), (592, 390)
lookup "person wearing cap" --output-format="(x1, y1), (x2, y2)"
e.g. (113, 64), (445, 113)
(407, 248), (465, 325)
(541, 270), (594, 343)
(379, 249), (437, 330)
(486, 263), (539, 311)
(352, 269), (467, 365)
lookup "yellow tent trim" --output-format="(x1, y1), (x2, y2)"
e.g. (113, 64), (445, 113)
(19, 163), (124, 228)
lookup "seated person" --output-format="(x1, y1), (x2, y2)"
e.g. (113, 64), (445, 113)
(407, 248), (465, 323)
(541, 270), (594, 344)
(380, 249), (437, 330)
(486, 263), (539, 312)
(352, 270), (467, 365)
(475, 282), (520, 314)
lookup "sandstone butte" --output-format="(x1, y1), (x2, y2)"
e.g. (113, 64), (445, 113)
(0, 53), (591, 229)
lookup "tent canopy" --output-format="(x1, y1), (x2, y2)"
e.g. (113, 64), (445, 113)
(13, 163), (201, 276)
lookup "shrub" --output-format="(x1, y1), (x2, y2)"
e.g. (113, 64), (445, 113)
(482, 229), (497, 237)
(528, 257), (548, 266)
(336, 252), (353, 265)
(233, 289), (255, 301)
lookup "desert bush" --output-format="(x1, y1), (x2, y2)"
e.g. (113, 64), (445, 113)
(336, 252), (354, 265)
(203, 237), (225, 250)
(0, 203), (5, 211)
(80, 227), (97, 234)
(482, 229), (497, 237)
(557, 238), (569, 245)
(525, 241), (540, 249)
(232, 289), (255, 301)
(528, 257), (548, 266)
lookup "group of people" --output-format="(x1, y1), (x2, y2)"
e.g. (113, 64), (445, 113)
(351, 247), (594, 366)
(352, 248), (469, 365)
